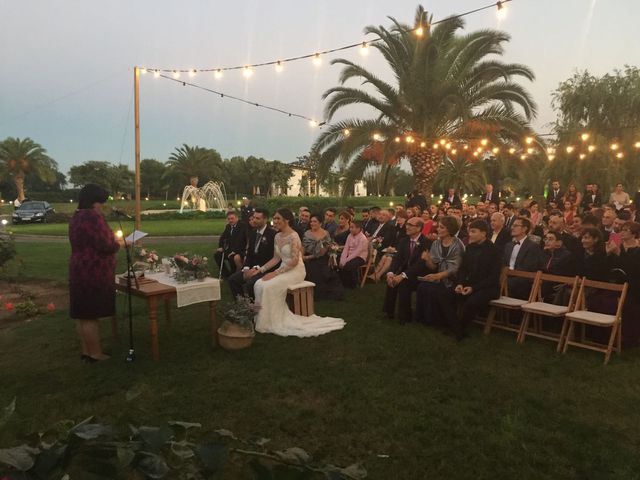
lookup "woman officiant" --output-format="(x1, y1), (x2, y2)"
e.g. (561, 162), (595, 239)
(69, 184), (128, 363)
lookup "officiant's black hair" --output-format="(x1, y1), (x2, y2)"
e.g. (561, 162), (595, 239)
(77, 184), (109, 209)
(276, 208), (295, 225)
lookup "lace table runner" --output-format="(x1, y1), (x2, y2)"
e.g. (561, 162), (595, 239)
(145, 272), (221, 308)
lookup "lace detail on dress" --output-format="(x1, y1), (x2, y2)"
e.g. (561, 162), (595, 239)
(275, 232), (302, 273)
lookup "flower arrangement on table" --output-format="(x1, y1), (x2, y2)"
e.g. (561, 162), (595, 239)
(171, 253), (209, 281)
(134, 247), (160, 272)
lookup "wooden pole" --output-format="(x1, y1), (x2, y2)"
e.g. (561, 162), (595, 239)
(134, 66), (141, 231)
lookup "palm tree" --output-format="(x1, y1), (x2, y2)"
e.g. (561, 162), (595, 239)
(0, 137), (57, 202)
(434, 156), (486, 195)
(164, 144), (224, 192)
(313, 5), (538, 197)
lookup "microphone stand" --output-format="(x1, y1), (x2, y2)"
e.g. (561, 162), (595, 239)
(116, 213), (136, 363)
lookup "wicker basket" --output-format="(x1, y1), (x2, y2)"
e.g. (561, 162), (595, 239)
(217, 321), (255, 350)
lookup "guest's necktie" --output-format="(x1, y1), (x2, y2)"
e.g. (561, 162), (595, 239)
(514, 240), (520, 245)
(254, 232), (262, 253)
(410, 239), (416, 256)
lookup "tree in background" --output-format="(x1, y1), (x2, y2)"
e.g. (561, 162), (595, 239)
(69, 161), (134, 198)
(549, 67), (640, 195)
(140, 159), (166, 198)
(434, 156), (486, 195)
(0, 137), (59, 202)
(163, 144), (225, 195)
(313, 5), (537, 197)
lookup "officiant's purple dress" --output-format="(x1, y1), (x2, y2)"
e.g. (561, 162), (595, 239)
(69, 209), (120, 319)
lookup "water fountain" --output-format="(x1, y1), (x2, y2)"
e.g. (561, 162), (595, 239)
(179, 177), (228, 212)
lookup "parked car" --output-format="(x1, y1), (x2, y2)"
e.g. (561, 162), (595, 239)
(12, 201), (55, 224)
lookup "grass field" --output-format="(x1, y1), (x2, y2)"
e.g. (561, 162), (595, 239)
(1, 242), (640, 478)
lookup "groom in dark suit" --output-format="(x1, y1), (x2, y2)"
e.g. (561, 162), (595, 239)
(503, 217), (543, 299)
(383, 218), (430, 323)
(227, 208), (277, 299)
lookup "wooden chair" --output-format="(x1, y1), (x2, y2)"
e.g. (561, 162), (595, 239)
(359, 245), (378, 288)
(560, 279), (628, 365)
(517, 273), (580, 345)
(483, 268), (541, 335)
(286, 281), (316, 316)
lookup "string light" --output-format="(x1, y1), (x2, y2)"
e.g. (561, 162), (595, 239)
(214, 69), (223, 79)
(140, 68), (147, 75)
(420, 141), (426, 148)
(189, 69), (197, 78)
(153, 70), (160, 78)
(360, 42), (369, 56)
(525, 137), (533, 144)
(463, 145), (469, 150)
(343, 129), (350, 136)
(579, 153), (586, 160)
(473, 151), (479, 157)
(172, 70), (180, 79)
(610, 143), (619, 150)
(415, 25), (424, 37)
(440, 139), (446, 145)
(372, 133), (381, 141)
(509, 148), (516, 154)
(309, 119), (318, 127)
(451, 148), (457, 155)
(481, 138), (488, 146)
(406, 135), (414, 143)
(395, 136), (401, 143)
(587, 145), (596, 152)
(616, 152), (624, 159)
(492, 147), (499, 154)
(275, 61), (284, 72)
(520, 154), (527, 160)
(566, 146), (575, 153)
(635, 141), (640, 148)
(313, 53), (322, 66)
(580, 132), (589, 141)
(445, 142), (451, 149)
(548, 155), (555, 161)
(433, 143), (439, 149)
(496, 0), (507, 19)
(243, 66), (253, 78)
(546, 147), (555, 154)
(527, 147), (534, 154)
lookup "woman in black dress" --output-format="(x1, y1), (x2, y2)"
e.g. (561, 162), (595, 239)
(333, 211), (352, 246)
(69, 184), (127, 362)
(302, 214), (344, 301)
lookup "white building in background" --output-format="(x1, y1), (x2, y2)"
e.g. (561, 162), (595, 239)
(274, 167), (367, 197)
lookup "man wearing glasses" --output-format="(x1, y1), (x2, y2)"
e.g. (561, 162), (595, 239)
(383, 218), (429, 324)
(503, 217), (543, 299)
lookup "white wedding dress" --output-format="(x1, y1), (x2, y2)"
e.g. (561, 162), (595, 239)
(254, 231), (345, 337)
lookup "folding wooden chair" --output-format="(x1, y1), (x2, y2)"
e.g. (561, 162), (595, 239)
(517, 273), (580, 345)
(560, 279), (628, 365)
(359, 245), (378, 288)
(483, 268), (541, 335)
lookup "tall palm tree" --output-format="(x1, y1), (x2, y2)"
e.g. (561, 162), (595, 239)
(164, 144), (224, 189)
(434, 156), (486, 195)
(0, 137), (57, 202)
(313, 5), (538, 197)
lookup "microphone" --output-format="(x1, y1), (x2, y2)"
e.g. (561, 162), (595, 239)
(112, 207), (133, 219)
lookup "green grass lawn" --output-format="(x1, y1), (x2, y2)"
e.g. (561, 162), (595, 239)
(2, 243), (640, 478)
(6, 219), (228, 236)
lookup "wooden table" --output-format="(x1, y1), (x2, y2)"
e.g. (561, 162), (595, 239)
(114, 277), (220, 361)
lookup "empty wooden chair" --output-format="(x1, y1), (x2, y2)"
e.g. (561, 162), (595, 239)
(483, 268), (541, 335)
(517, 273), (579, 345)
(560, 279), (628, 365)
(359, 245), (378, 288)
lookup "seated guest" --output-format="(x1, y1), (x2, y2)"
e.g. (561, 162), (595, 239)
(504, 217), (543, 299)
(228, 208), (277, 299)
(600, 208), (616, 242)
(364, 206), (381, 236)
(383, 218), (429, 323)
(420, 210), (437, 239)
(529, 201), (542, 228)
(437, 219), (501, 340)
(294, 208), (311, 238)
(606, 222), (640, 347)
(361, 207), (373, 231)
(214, 211), (248, 278)
(322, 208), (338, 238)
(502, 203), (517, 230)
(574, 227), (609, 281)
(414, 216), (465, 326)
(442, 188), (462, 209)
(569, 215), (583, 238)
(609, 182), (631, 211)
(369, 208), (395, 248)
(368, 210), (408, 282)
(562, 200), (576, 226)
(581, 183), (602, 211)
(547, 212), (580, 254)
(334, 211), (352, 246)
(303, 214), (344, 301)
(542, 231), (574, 276)
(338, 221), (369, 288)
(489, 212), (511, 252)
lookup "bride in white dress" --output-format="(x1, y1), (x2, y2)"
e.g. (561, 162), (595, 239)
(253, 208), (345, 337)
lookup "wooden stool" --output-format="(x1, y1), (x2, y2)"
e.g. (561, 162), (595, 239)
(286, 281), (315, 316)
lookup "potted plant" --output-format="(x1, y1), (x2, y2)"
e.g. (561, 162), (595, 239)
(217, 295), (259, 350)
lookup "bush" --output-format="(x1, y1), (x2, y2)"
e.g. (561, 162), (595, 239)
(0, 235), (16, 268)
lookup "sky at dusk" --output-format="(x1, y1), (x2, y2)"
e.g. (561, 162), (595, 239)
(1, 0), (639, 176)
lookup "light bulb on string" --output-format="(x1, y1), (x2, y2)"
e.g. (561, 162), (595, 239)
(509, 148), (516, 154)
(451, 149), (457, 155)
(140, 68), (147, 75)
(439, 139), (446, 145)
(214, 69), (223, 79)
(635, 141), (640, 149)
(463, 145), (469, 150)
(579, 153), (586, 160)
(527, 147), (534, 154)
(546, 147), (555, 154)
(343, 129), (350, 136)
(415, 25), (424, 37)
(520, 154), (527, 160)
(445, 143), (451, 150)
(309, 120), (318, 127)
(580, 132), (589, 141)
(588, 145), (596, 152)
(313, 53), (322, 66)
(153, 70), (160, 78)
(406, 136), (414, 143)
(481, 138), (488, 146)
(172, 70), (180, 79)
(525, 137), (533, 145)
(395, 136), (401, 143)
(360, 42), (369, 56)
(243, 66), (253, 78)
(433, 143), (439, 149)
(473, 151), (479, 157)
(616, 152), (624, 159)
(189, 69), (197, 78)
(496, 1), (507, 19)
(275, 61), (283, 73)
(420, 142), (426, 148)
(566, 146), (575, 153)
(610, 143), (619, 150)
(492, 147), (499, 154)
(373, 133), (381, 141)
(548, 155), (555, 161)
